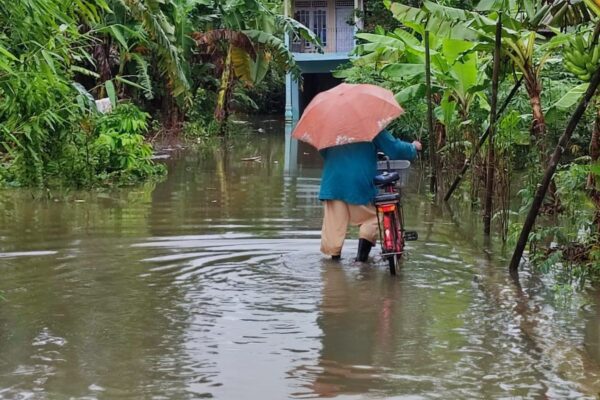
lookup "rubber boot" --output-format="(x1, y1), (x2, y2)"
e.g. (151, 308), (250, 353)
(355, 239), (374, 262)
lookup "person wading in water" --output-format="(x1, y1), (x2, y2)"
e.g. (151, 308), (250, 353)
(318, 130), (421, 261)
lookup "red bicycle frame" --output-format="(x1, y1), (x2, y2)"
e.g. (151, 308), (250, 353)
(377, 200), (404, 257)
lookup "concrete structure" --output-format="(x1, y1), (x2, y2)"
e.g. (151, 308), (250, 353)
(284, 0), (362, 122)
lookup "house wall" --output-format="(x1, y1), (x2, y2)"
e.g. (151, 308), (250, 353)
(291, 0), (357, 53)
(285, 0), (362, 121)
(288, 56), (348, 120)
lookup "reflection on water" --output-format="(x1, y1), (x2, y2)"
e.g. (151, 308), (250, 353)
(1, 117), (600, 398)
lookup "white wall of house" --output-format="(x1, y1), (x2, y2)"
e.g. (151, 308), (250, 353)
(291, 0), (359, 53)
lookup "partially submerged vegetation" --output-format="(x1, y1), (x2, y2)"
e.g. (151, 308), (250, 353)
(339, 0), (600, 285)
(0, 0), (314, 187)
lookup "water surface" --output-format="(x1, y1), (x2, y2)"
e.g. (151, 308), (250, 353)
(2, 119), (600, 399)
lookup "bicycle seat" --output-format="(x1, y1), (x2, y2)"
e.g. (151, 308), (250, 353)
(374, 171), (399, 186)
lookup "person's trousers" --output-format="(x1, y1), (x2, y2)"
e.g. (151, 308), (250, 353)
(320, 200), (379, 256)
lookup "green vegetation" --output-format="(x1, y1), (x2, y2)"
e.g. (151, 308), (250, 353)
(338, 0), (600, 286)
(0, 0), (314, 187)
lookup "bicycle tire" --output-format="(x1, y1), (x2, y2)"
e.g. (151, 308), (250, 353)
(388, 255), (397, 275)
(395, 208), (405, 256)
(387, 214), (402, 276)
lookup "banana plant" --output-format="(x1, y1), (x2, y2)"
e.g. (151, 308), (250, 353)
(90, 21), (155, 100)
(112, 0), (190, 98)
(551, 20), (600, 230)
(194, 0), (318, 127)
(387, 0), (579, 147)
(348, 24), (488, 153)
(483, 2), (590, 145)
(586, 0), (600, 18)
(502, 31), (549, 141)
(72, 0), (195, 131)
(379, 0), (586, 211)
(351, 27), (414, 68)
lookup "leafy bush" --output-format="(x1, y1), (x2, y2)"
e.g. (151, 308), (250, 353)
(183, 120), (220, 139)
(92, 104), (165, 183)
(1, 100), (165, 188)
(0, 0), (164, 188)
(187, 87), (218, 124)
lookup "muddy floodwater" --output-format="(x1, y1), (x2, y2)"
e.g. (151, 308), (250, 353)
(3, 118), (600, 399)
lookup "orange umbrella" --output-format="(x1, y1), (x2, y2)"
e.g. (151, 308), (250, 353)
(291, 83), (404, 150)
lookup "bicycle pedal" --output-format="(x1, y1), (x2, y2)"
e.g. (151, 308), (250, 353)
(404, 231), (418, 241)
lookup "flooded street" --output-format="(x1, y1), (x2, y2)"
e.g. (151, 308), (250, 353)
(3, 118), (600, 399)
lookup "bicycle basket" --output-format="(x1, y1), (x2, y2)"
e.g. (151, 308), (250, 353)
(376, 160), (411, 187)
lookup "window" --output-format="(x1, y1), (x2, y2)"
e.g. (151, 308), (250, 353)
(313, 9), (327, 46)
(293, 1), (328, 52)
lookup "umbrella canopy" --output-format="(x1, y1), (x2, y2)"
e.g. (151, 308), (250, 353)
(291, 83), (404, 150)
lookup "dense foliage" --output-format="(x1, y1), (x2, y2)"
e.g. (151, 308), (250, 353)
(0, 0), (157, 188)
(339, 0), (600, 286)
(0, 0), (313, 187)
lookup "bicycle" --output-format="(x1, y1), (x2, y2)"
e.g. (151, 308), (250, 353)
(373, 155), (418, 275)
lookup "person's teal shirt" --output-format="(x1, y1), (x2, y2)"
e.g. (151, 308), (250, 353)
(318, 130), (417, 205)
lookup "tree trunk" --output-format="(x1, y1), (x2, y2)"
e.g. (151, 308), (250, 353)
(525, 73), (546, 153)
(93, 37), (113, 97)
(528, 80), (563, 210)
(424, 31), (437, 194)
(443, 77), (523, 202)
(434, 120), (447, 193)
(215, 44), (234, 134)
(161, 91), (182, 135)
(588, 99), (600, 233)
(528, 89), (546, 145)
(484, 14), (502, 236)
(436, 122), (446, 151)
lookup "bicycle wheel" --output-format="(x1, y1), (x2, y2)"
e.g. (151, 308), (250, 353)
(395, 207), (405, 256)
(382, 212), (402, 275)
(388, 254), (397, 275)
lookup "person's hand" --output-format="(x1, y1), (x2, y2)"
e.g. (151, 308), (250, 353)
(412, 140), (423, 151)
